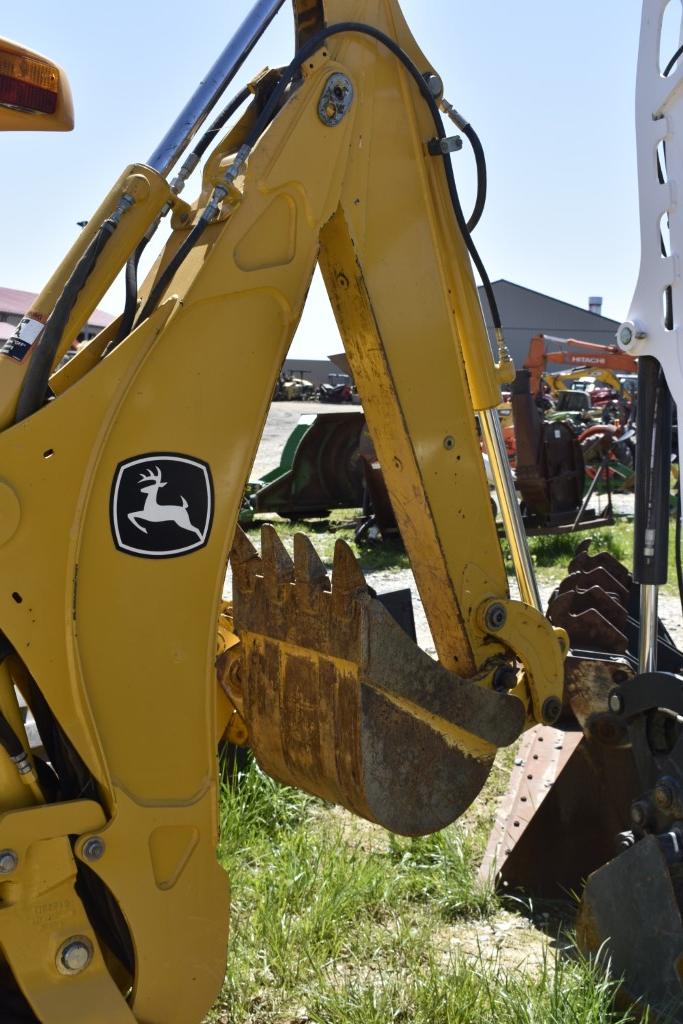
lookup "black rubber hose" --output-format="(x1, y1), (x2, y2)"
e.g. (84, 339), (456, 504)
(107, 238), (149, 353)
(136, 22), (502, 332)
(0, 711), (24, 761)
(664, 42), (683, 78)
(245, 23), (503, 325)
(462, 121), (487, 233)
(189, 85), (251, 163)
(15, 214), (123, 423)
(133, 88), (256, 327)
(135, 210), (213, 326)
(107, 92), (253, 353)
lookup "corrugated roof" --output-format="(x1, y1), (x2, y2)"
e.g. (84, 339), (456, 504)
(0, 287), (114, 327)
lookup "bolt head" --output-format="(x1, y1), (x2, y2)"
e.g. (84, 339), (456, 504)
(82, 837), (105, 861)
(618, 324), (634, 348)
(608, 691), (625, 715)
(617, 320), (647, 351)
(542, 697), (562, 725)
(655, 782), (675, 810)
(57, 937), (93, 976)
(424, 72), (443, 97)
(443, 435), (455, 450)
(484, 603), (507, 631)
(0, 849), (18, 874)
(493, 665), (518, 692)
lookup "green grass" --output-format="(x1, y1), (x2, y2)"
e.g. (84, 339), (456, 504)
(516, 521), (630, 575)
(306, 950), (636, 1024)
(521, 517), (682, 596)
(245, 513), (635, 580)
(244, 512), (411, 573)
(207, 758), (640, 1024)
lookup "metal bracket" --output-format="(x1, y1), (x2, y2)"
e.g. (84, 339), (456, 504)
(318, 73), (354, 126)
(428, 135), (463, 156)
(476, 598), (567, 725)
(617, 0), (683, 412)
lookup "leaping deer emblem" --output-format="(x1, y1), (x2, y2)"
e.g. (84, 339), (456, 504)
(128, 466), (204, 540)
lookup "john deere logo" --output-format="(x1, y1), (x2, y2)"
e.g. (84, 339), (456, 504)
(110, 453), (213, 558)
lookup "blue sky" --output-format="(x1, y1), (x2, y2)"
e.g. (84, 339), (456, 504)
(1, 1), (651, 357)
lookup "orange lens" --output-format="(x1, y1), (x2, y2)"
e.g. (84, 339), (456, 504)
(0, 49), (59, 115)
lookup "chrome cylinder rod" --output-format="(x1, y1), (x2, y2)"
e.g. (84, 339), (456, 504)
(146, 0), (287, 177)
(639, 583), (659, 673)
(480, 407), (542, 611)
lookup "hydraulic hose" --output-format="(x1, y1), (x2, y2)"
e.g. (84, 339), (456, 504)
(15, 195), (134, 423)
(0, 710), (24, 761)
(107, 237), (150, 353)
(664, 42), (683, 78)
(462, 122), (487, 233)
(136, 21), (502, 335)
(186, 85), (251, 165)
(110, 89), (253, 353)
(439, 99), (487, 234)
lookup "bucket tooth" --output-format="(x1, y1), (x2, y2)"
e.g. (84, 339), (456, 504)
(260, 524), (295, 596)
(293, 532), (330, 610)
(331, 539), (369, 615)
(230, 526), (262, 591)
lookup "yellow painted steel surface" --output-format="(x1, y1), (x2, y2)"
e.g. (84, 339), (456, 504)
(0, 1), (565, 1019)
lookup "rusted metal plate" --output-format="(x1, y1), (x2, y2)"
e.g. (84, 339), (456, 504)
(480, 725), (579, 889)
(564, 655), (634, 742)
(548, 585), (628, 633)
(556, 566), (629, 601)
(231, 525), (525, 836)
(569, 541), (633, 589)
(480, 726), (639, 896)
(578, 837), (683, 1018)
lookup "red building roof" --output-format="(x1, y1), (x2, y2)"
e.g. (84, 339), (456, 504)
(0, 287), (114, 327)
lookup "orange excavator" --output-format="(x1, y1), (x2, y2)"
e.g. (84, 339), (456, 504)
(524, 333), (637, 398)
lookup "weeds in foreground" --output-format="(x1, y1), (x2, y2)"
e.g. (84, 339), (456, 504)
(306, 947), (638, 1024)
(209, 760), (638, 1024)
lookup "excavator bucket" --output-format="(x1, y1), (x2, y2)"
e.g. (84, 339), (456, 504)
(481, 543), (677, 897)
(578, 837), (683, 1018)
(481, 537), (683, 1014)
(249, 412), (365, 519)
(229, 525), (525, 835)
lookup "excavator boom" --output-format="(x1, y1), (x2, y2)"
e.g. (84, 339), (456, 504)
(3, 1), (683, 1021)
(0, 3), (565, 1021)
